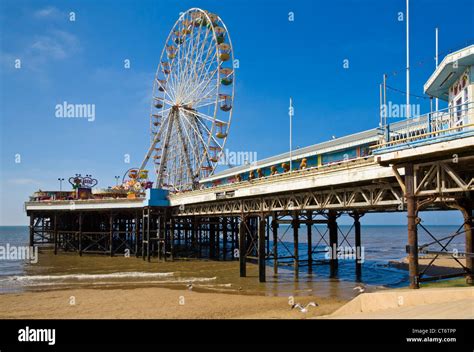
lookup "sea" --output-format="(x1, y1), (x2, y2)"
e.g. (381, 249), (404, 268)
(0, 225), (466, 299)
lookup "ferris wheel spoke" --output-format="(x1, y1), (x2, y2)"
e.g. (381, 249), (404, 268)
(153, 96), (175, 107)
(185, 40), (216, 98)
(174, 113), (195, 181)
(187, 24), (210, 79)
(188, 108), (226, 126)
(165, 45), (181, 101)
(155, 110), (176, 185)
(192, 94), (219, 109)
(193, 42), (218, 86)
(187, 65), (218, 104)
(178, 111), (201, 166)
(186, 83), (218, 109)
(185, 22), (214, 90)
(155, 106), (174, 117)
(178, 20), (205, 100)
(140, 109), (171, 171)
(183, 65), (218, 105)
(169, 35), (189, 101)
(192, 97), (216, 109)
(179, 110), (212, 158)
(179, 30), (211, 102)
(194, 115), (225, 150)
(170, 17), (195, 99)
(155, 77), (174, 100)
(161, 76), (178, 102)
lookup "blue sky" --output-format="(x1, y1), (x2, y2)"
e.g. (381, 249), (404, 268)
(1, 0), (473, 225)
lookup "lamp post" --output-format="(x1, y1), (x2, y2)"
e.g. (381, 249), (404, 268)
(57, 178), (64, 192)
(57, 177), (65, 200)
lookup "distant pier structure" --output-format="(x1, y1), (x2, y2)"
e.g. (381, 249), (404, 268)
(26, 45), (474, 288)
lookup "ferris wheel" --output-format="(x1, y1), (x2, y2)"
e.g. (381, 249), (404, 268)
(140, 8), (235, 192)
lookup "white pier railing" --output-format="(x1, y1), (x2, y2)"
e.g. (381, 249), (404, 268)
(376, 102), (474, 151)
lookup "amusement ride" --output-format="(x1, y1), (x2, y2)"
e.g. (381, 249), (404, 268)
(124, 8), (235, 195)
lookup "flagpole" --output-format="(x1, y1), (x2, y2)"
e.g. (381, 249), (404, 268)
(435, 27), (439, 112)
(289, 97), (293, 172)
(406, 0), (410, 119)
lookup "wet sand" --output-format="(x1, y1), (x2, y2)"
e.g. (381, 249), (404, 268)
(389, 256), (467, 277)
(0, 286), (347, 319)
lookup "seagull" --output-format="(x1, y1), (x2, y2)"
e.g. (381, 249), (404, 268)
(186, 282), (193, 291)
(291, 302), (318, 313)
(353, 285), (365, 293)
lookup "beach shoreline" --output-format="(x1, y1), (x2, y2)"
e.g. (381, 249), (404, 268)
(0, 286), (348, 319)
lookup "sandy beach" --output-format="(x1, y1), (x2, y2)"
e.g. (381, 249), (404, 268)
(0, 287), (347, 319)
(1, 283), (471, 320)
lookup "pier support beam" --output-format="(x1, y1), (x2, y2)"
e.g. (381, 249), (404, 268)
(258, 216), (266, 283)
(109, 213), (114, 257)
(53, 214), (58, 255)
(239, 218), (246, 277)
(292, 213), (299, 276)
(223, 217), (228, 260)
(350, 211), (363, 281)
(209, 221), (216, 259)
(29, 215), (34, 247)
(328, 210), (338, 278)
(459, 197), (474, 285)
(134, 212), (140, 258)
(231, 217), (237, 259)
(158, 213), (165, 261)
(78, 212), (83, 256)
(143, 208), (152, 261)
(405, 164), (419, 289)
(465, 208), (473, 285)
(169, 217), (174, 261)
(198, 221), (202, 258)
(192, 216), (198, 256)
(307, 211), (313, 273)
(272, 213), (278, 275)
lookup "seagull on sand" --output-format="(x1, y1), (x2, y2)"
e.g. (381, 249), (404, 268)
(353, 285), (365, 293)
(291, 302), (318, 313)
(186, 282), (193, 291)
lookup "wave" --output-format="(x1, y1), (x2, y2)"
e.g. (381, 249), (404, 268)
(2, 278), (219, 287)
(1, 271), (175, 282)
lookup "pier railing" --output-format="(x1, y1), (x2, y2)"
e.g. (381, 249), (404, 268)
(375, 101), (474, 151)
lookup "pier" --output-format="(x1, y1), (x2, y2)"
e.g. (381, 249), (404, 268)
(25, 43), (474, 289)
